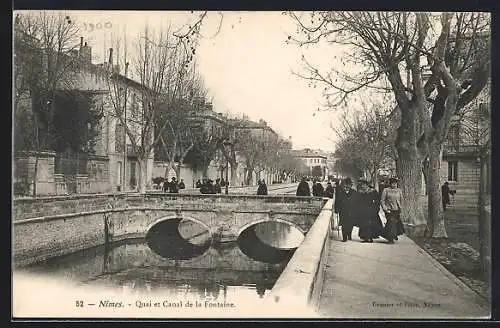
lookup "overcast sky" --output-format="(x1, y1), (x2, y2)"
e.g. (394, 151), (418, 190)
(24, 11), (348, 151)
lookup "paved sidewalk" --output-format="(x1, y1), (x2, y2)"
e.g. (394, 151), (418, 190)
(317, 227), (490, 319)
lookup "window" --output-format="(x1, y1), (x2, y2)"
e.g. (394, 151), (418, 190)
(115, 123), (125, 153)
(117, 161), (122, 185)
(447, 125), (460, 152)
(448, 161), (458, 182)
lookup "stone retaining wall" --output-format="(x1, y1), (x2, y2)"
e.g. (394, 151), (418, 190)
(13, 194), (326, 267)
(266, 198), (333, 310)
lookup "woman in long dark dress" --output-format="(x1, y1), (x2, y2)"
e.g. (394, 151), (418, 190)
(380, 177), (404, 243)
(356, 179), (384, 242)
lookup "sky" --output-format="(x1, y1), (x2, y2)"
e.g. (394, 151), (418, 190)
(20, 11), (348, 151)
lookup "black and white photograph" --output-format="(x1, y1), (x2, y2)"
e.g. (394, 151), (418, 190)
(12, 10), (491, 319)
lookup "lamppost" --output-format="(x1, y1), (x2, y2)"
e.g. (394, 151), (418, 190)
(222, 139), (232, 195)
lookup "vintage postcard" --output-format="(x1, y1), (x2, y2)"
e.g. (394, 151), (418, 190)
(12, 10), (491, 320)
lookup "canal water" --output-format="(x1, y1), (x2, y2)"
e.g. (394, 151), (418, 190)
(17, 221), (305, 307)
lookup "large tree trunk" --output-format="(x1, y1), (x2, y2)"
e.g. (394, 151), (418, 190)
(174, 164), (181, 180)
(32, 152), (39, 197)
(427, 143), (447, 237)
(395, 116), (426, 236)
(201, 166), (209, 179)
(230, 162), (238, 186)
(137, 158), (148, 194)
(245, 169), (253, 186)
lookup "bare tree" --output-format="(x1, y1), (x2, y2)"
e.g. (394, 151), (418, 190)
(105, 25), (187, 193)
(290, 11), (490, 237)
(332, 99), (397, 188)
(14, 11), (87, 196)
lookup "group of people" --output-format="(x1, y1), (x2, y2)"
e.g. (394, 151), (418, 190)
(335, 177), (404, 244)
(295, 177), (335, 198)
(196, 178), (224, 194)
(162, 177), (186, 194)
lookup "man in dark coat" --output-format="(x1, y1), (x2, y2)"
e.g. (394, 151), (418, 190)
(178, 179), (186, 190)
(441, 181), (454, 211)
(334, 178), (357, 242)
(324, 182), (335, 198)
(296, 177), (311, 196)
(162, 178), (169, 193)
(215, 178), (222, 194)
(257, 179), (268, 195)
(312, 180), (324, 197)
(169, 177), (179, 193)
(356, 179), (384, 242)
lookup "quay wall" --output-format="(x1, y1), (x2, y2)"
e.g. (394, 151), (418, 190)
(13, 194), (326, 267)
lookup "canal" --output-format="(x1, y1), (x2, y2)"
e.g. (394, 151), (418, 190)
(16, 220), (305, 305)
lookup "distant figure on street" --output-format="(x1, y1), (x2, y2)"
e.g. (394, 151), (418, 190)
(162, 179), (169, 193)
(195, 179), (202, 188)
(215, 178), (222, 194)
(220, 178), (226, 188)
(324, 181), (335, 199)
(334, 177), (357, 242)
(378, 179), (388, 198)
(178, 179), (186, 190)
(200, 179), (216, 194)
(356, 179), (384, 243)
(296, 177), (311, 196)
(380, 177), (404, 243)
(257, 179), (268, 195)
(441, 181), (455, 211)
(312, 180), (325, 197)
(169, 177), (179, 193)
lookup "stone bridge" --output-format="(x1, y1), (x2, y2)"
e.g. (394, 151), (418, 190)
(13, 193), (327, 266)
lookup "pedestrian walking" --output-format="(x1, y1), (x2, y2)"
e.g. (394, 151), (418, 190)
(178, 179), (186, 190)
(169, 177), (179, 193)
(324, 182), (335, 198)
(162, 178), (169, 193)
(380, 177), (404, 243)
(356, 179), (384, 243)
(257, 179), (268, 195)
(296, 177), (311, 196)
(441, 181), (455, 211)
(215, 178), (222, 194)
(334, 178), (357, 242)
(312, 180), (325, 197)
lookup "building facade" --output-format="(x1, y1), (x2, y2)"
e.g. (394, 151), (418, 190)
(13, 35), (155, 196)
(292, 148), (329, 180)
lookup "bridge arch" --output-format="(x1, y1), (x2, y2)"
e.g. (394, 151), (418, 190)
(145, 214), (212, 235)
(236, 217), (307, 237)
(145, 214), (213, 260)
(236, 217), (306, 264)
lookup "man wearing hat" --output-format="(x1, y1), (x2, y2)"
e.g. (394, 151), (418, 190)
(356, 178), (384, 242)
(296, 176), (311, 196)
(334, 177), (357, 242)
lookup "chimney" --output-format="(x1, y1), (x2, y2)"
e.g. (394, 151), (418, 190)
(108, 48), (113, 65)
(80, 41), (92, 64)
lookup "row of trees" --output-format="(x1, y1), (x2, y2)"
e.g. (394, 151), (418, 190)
(290, 11), (490, 238)
(332, 96), (397, 187)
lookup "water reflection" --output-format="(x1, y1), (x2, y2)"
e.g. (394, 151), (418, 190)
(237, 221), (304, 264)
(19, 238), (285, 302)
(254, 221), (304, 249)
(146, 218), (211, 260)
